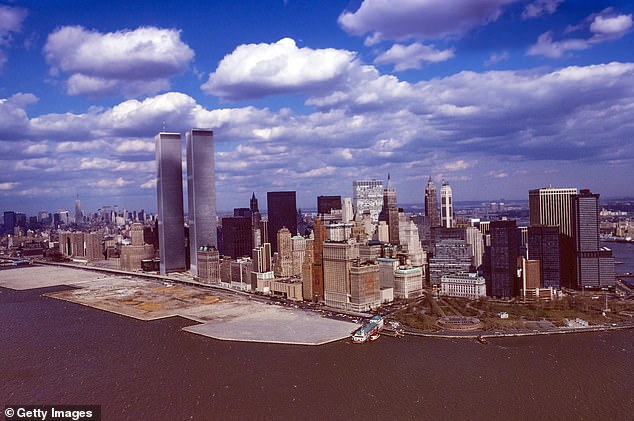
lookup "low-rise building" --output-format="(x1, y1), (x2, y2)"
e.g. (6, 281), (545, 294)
(440, 272), (486, 299)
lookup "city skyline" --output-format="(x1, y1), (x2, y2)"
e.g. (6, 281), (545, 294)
(1, 1), (634, 215)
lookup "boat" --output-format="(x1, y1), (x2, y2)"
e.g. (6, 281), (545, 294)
(477, 335), (488, 344)
(369, 333), (380, 342)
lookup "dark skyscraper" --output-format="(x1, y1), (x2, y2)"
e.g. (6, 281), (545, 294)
(528, 225), (561, 288)
(317, 196), (342, 215)
(186, 129), (217, 276)
(424, 177), (440, 228)
(267, 191), (297, 252)
(3, 211), (16, 234)
(156, 132), (186, 274)
(572, 189), (614, 288)
(489, 220), (519, 298)
(379, 174), (399, 244)
(221, 216), (253, 259)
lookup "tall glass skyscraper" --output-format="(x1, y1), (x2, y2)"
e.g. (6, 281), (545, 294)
(266, 191), (297, 253)
(156, 132), (186, 274)
(186, 129), (217, 276)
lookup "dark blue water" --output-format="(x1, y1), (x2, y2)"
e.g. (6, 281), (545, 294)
(604, 241), (634, 274)
(1, 286), (633, 420)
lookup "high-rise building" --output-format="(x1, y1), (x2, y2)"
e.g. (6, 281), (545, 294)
(572, 189), (615, 288)
(74, 194), (82, 224)
(323, 241), (359, 309)
(489, 220), (519, 297)
(527, 225), (560, 288)
(311, 219), (326, 301)
(379, 174), (399, 244)
(353, 179), (383, 223)
(274, 227), (293, 277)
(186, 129), (217, 276)
(156, 132), (186, 274)
(529, 187), (577, 287)
(317, 196), (342, 216)
(349, 262), (381, 311)
(342, 197), (354, 223)
(197, 245), (220, 284)
(222, 216), (253, 259)
(424, 177), (440, 228)
(3, 211), (16, 235)
(266, 191), (297, 252)
(440, 181), (453, 228)
(250, 192), (262, 248)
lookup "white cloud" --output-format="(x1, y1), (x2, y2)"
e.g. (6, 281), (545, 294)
(202, 38), (358, 100)
(338, 0), (515, 44)
(527, 31), (588, 58)
(522, 0), (563, 20)
(374, 42), (454, 71)
(590, 14), (632, 41)
(140, 179), (156, 189)
(43, 26), (194, 97)
(528, 13), (632, 58)
(485, 51), (510, 66)
(443, 160), (474, 171)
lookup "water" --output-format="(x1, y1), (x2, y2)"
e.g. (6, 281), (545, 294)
(1, 286), (633, 420)
(604, 241), (634, 274)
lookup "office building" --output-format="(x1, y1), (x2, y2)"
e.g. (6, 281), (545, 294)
(197, 245), (220, 284)
(379, 174), (399, 244)
(317, 196), (342, 216)
(572, 189), (615, 288)
(489, 220), (519, 297)
(186, 129), (217, 275)
(529, 187), (577, 288)
(311, 219), (326, 301)
(323, 241), (359, 309)
(394, 267), (423, 299)
(222, 216), (253, 259)
(74, 195), (82, 224)
(120, 222), (155, 271)
(301, 239), (315, 300)
(274, 227), (293, 277)
(267, 191), (297, 253)
(440, 181), (453, 228)
(349, 262), (381, 312)
(424, 177), (440, 227)
(342, 197), (354, 223)
(353, 179), (383, 223)
(156, 132), (186, 274)
(527, 225), (561, 288)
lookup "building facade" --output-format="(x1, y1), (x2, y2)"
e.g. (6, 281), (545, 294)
(440, 181), (453, 228)
(440, 272), (486, 299)
(424, 177), (440, 228)
(266, 191), (297, 253)
(156, 132), (186, 274)
(353, 179), (383, 223)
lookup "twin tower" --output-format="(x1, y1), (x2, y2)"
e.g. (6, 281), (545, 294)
(156, 130), (217, 275)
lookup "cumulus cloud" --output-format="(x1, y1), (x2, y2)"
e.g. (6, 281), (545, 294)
(528, 12), (632, 58)
(338, 0), (515, 44)
(202, 38), (358, 100)
(43, 26), (194, 97)
(374, 42), (454, 71)
(522, 0), (563, 20)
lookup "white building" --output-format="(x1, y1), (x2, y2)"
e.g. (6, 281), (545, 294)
(440, 272), (486, 299)
(440, 181), (453, 228)
(394, 267), (423, 299)
(353, 179), (383, 223)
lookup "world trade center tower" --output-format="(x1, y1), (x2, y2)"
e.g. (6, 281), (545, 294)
(187, 129), (217, 275)
(156, 132), (186, 274)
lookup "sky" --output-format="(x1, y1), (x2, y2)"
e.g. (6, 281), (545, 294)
(1, 0), (633, 215)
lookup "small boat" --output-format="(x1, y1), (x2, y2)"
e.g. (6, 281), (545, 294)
(369, 333), (380, 342)
(477, 335), (488, 344)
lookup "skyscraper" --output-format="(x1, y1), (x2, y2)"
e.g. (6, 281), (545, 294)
(353, 179), (383, 222)
(266, 191), (297, 252)
(221, 216), (253, 259)
(186, 129), (217, 276)
(317, 196), (342, 216)
(156, 132), (186, 274)
(379, 174), (399, 244)
(424, 177), (440, 228)
(342, 197), (354, 223)
(529, 187), (577, 287)
(527, 225), (561, 288)
(74, 194), (82, 224)
(489, 220), (519, 297)
(440, 181), (453, 228)
(572, 189), (614, 288)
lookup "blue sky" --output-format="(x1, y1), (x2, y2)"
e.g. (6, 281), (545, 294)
(1, 0), (633, 215)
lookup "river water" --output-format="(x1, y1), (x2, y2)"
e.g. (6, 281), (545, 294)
(603, 241), (634, 274)
(1, 286), (633, 420)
